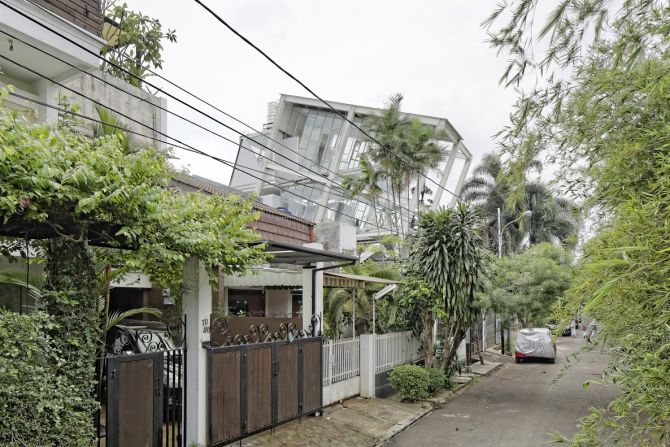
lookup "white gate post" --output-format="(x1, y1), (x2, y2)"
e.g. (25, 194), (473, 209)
(360, 334), (376, 398)
(183, 256), (211, 447)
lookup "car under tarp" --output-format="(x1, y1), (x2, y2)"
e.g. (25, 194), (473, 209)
(514, 328), (556, 360)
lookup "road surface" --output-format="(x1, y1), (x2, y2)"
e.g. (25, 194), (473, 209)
(386, 336), (617, 447)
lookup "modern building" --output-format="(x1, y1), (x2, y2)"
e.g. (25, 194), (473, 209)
(230, 94), (473, 242)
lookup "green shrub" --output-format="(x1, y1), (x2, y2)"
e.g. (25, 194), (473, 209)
(388, 364), (430, 401)
(426, 367), (447, 394)
(0, 310), (94, 446)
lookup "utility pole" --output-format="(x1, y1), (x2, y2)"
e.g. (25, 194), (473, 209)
(497, 207), (504, 354)
(496, 208), (532, 356)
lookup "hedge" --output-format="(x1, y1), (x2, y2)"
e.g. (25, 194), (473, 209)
(0, 310), (95, 446)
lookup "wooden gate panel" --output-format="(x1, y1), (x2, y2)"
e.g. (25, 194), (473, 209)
(301, 339), (322, 414)
(275, 343), (299, 423)
(209, 350), (242, 444)
(245, 345), (273, 433)
(108, 352), (163, 447)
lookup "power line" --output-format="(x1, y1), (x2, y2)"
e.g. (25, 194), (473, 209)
(7, 91), (399, 236)
(0, 1), (417, 226)
(193, 0), (462, 202)
(0, 24), (414, 226)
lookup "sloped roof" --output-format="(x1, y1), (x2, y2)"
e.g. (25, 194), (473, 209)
(173, 175), (314, 245)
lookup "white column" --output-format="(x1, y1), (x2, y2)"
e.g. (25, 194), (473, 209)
(360, 334), (376, 398)
(314, 264), (324, 333)
(182, 257), (211, 447)
(302, 267), (313, 331)
(35, 79), (58, 124)
(448, 157), (472, 208)
(301, 264), (324, 333)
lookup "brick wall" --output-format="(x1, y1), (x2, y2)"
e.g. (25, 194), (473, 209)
(30, 0), (102, 36)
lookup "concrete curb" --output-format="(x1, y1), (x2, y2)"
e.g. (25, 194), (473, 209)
(375, 378), (479, 446)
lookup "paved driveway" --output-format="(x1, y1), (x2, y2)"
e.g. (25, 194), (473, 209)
(386, 336), (618, 447)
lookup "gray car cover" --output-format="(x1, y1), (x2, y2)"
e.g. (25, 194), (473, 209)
(514, 328), (556, 358)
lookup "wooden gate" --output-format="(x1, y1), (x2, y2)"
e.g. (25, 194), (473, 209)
(208, 337), (323, 446)
(107, 352), (163, 447)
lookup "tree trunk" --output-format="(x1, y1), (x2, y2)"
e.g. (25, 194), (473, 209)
(474, 318), (484, 365)
(45, 237), (100, 445)
(422, 310), (434, 368)
(442, 318), (466, 373)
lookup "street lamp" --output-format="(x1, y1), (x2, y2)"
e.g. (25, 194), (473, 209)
(496, 208), (532, 354)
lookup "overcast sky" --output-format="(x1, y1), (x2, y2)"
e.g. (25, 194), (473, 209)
(124, 0), (522, 186)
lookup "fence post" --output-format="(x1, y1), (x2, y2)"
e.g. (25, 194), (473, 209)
(182, 256), (211, 446)
(360, 334), (376, 398)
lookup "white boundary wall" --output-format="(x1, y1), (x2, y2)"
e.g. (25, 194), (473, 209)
(326, 331), (421, 400)
(375, 331), (421, 373)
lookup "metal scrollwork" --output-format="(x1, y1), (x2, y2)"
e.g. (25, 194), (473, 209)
(208, 315), (321, 348)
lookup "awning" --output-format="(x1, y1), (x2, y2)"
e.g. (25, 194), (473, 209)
(257, 241), (357, 265)
(224, 269), (402, 289)
(324, 272), (402, 289)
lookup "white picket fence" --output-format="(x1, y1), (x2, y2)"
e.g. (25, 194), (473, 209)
(375, 330), (421, 373)
(323, 337), (360, 386)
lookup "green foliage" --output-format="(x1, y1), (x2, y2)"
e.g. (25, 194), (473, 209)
(461, 153), (579, 254)
(0, 106), (267, 291)
(330, 261), (402, 335)
(480, 243), (573, 329)
(345, 94), (448, 237)
(408, 203), (490, 371)
(486, 2), (670, 443)
(425, 367), (448, 394)
(388, 364), (430, 401)
(43, 238), (99, 445)
(395, 277), (441, 366)
(323, 288), (350, 339)
(0, 310), (92, 446)
(101, 2), (177, 87)
(0, 95), (266, 444)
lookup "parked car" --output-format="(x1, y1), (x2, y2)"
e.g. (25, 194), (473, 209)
(514, 328), (556, 363)
(104, 319), (184, 419)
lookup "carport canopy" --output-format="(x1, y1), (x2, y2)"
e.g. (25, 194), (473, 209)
(255, 241), (357, 265)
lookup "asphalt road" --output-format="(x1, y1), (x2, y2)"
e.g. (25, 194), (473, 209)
(385, 336), (618, 447)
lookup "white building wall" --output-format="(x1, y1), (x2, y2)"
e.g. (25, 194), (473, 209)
(61, 70), (165, 148)
(264, 289), (292, 317)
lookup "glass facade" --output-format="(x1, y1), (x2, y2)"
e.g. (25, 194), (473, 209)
(284, 106), (345, 172)
(230, 96), (471, 240)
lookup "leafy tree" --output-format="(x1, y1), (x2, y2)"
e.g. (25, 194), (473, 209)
(395, 277), (441, 367)
(485, 2), (670, 444)
(408, 203), (490, 371)
(480, 243), (573, 330)
(0, 95), (266, 444)
(101, 2), (177, 88)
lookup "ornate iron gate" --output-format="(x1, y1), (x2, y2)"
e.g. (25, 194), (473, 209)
(95, 317), (186, 447)
(107, 352), (164, 447)
(207, 318), (323, 446)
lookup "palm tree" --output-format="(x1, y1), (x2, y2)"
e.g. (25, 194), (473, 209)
(362, 94), (448, 236)
(461, 153), (577, 254)
(365, 93), (409, 236)
(323, 288), (350, 339)
(524, 181), (579, 248)
(342, 154), (386, 239)
(322, 262), (402, 338)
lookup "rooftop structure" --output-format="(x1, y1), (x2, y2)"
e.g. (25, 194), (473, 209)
(230, 94), (472, 241)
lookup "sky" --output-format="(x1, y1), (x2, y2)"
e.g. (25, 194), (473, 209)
(124, 0), (522, 186)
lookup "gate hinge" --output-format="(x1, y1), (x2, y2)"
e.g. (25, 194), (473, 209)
(272, 361), (279, 376)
